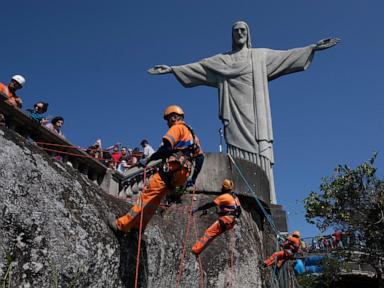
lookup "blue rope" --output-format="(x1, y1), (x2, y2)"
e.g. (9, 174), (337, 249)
(227, 154), (280, 235)
(228, 154), (286, 285)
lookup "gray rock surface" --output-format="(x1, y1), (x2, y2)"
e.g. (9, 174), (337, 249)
(0, 127), (275, 287)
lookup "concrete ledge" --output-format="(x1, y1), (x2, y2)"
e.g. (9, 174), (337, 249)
(195, 153), (271, 204)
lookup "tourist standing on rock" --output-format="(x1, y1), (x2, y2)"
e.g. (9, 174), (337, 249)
(0, 74), (26, 108)
(108, 105), (202, 233)
(191, 179), (241, 256)
(262, 230), (301, 270)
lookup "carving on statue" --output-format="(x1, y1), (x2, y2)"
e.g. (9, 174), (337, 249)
(149, 21), (339, 204)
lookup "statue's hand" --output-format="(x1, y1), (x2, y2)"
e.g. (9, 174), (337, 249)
(314, 37), (340, 51)
(147, 65), (172, 75)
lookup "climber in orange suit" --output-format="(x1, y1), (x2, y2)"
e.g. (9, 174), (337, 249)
(191, 179), (241, 255)
(263, 230), (301, 270)
(108, 105), (203, 233)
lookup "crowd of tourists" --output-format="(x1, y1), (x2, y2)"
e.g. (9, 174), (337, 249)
(0, 74), (66, 138)
(0, 74), (155, 173)
(300, 230), (366, 253)
(86, 139), (155, 173)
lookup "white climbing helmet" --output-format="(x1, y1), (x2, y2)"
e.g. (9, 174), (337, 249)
(11, 75), (26, 87)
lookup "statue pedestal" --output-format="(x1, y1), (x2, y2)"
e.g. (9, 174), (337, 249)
(269, 204), (288, 233)
(195, 153), (270, 204)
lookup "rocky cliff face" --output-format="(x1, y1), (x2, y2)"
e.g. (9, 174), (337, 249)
(0, 127), (274, 287)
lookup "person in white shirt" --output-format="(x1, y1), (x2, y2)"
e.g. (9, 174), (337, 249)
(45, 116), (65, 139)
(140, 139), (154, 158)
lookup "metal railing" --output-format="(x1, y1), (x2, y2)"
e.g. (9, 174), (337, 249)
(300, 233), (366, 254)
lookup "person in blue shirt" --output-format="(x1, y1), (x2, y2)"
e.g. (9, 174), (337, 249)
(26, 102), (49, 124)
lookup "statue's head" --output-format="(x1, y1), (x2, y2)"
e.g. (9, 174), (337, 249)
(232, 21), (252, 51)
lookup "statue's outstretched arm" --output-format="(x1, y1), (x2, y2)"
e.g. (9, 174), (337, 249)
(313, 37), (341, 51)
(148, 65), (173, 75)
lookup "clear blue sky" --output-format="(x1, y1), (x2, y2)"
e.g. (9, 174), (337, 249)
(1, 0), (383, 237)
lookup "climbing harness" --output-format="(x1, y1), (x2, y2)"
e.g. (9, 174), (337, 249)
(216, 192), (242, 218)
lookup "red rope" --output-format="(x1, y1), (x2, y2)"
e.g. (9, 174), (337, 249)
(228, 229), (235, 288)
(36, 141), (83, 149)
(158, 204), (191, 213)
(36, 141), (110, 153)
(134, 167), (147, 288)
(40, 147), (108, 161)
(107, 193), (132, 203)
(175, 188), (196, 288)
(192, 211), (205, 288)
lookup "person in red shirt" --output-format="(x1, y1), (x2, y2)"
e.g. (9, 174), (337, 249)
(110, 145), (122, 169)
(263, 231), (301, 270)
(191, 179), (242, 256)
(332, 230), (343, 249)
(108, 105), (201, 233)
(0, 75), (25, 108)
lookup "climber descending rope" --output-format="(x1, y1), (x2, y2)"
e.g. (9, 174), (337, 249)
(107, 105), (203, 233)
(191, 179), (241, 256)
(102, 107), (289, 285)
(105, 105), (204, 285)
(227, 154), (301, 279)
(262, 230), (302, 271)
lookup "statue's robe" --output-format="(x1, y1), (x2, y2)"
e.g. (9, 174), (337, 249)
(172, 46), (314, 203)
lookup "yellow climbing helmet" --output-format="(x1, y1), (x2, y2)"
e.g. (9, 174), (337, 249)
(163, 105), (184, 119)
(222, 179), (234, 191)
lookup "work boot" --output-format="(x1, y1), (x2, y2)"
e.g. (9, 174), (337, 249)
(192, 250), (200, 261)
(185, 179), (195, 192)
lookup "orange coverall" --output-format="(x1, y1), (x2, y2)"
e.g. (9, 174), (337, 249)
(192, 193), (241, 255)
(116, 120), (198, 232)
(0, 83), (22, 108)
(264, 236), (300, 269)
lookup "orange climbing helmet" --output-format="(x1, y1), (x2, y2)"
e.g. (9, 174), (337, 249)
(222, 179), (234, 191)
(163, 105), (184, 119)
(292, 231), (301, 238)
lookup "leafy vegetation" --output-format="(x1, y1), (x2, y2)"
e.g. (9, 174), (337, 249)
(303, 154), (384, 283)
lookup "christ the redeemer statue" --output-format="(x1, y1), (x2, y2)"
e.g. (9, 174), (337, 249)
(149, 21), (339, 204)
